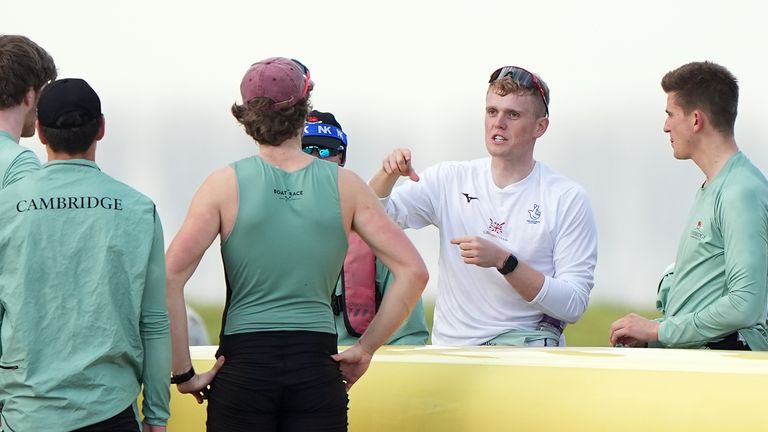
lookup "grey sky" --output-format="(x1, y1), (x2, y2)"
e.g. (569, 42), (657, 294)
(7, 0), (767, 307)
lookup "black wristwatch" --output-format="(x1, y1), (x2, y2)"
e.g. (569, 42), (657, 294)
(171, 366), (195, 384)
(497, 253), (519, 275)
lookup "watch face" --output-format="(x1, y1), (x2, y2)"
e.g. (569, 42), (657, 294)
(499, 254), (518, 275)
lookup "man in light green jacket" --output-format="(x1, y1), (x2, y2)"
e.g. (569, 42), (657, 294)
(610, 62), (768, 351)
(0, 35), (56, 189)
(0, 78), (170, 431)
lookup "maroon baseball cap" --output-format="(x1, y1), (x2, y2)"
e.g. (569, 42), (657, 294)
(239, 57), (311, 110)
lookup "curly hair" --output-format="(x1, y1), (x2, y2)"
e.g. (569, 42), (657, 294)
(488, 73), (550, 118)
(661, 61), (738, 136)
(231, 95), (312, 146)
(0, 35), (57, 109)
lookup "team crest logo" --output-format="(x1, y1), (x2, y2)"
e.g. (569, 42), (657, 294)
(483, 217), (508, 241)
(689, 220), (706, 240)
(526, 204), (542, 224)
(488, 218), (505, 235)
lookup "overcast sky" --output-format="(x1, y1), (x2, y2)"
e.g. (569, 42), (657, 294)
(7, 0), (767, 307)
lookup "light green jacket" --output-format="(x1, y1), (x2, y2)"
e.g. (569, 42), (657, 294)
(0, 160), (170, 431)
(0, 131), (40, 189)
(657, 153), (768, 350)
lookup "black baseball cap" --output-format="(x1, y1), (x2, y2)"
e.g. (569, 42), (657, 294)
(37, 78), (102, 129)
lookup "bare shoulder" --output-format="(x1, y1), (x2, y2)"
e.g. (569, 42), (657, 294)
(337, 166), (366, 188)
(337, 166), (379, 205)
(196, 165), (237, 204)
(204, 165), (236, 188)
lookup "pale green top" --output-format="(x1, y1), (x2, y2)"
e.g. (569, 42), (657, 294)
(0, 131), (40, 189)
(221, 156), (347, 335)
(0, 160), (170, 430)
(658, 152), (768, 350)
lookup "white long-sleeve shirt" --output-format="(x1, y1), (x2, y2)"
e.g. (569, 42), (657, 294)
(382, 158), (598, 345)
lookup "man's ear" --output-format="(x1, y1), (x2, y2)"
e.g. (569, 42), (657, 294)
(35, 120), (49, 145)
(23, 87), (36, 109)
(692, 110), (706, 133)
(95, 116), (106, 141)
(534, 117), (549, 138)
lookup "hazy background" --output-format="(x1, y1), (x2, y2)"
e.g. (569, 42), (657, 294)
(6, 0), (767, 309)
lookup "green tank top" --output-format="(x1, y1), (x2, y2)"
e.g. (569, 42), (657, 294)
(221, 156), (347, 335)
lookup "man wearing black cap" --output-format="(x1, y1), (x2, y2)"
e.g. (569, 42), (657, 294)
(370, 66), (598, 347)
(0, 78), (171, 431)
(302, 110), (428, 345)
(0, 35), (57, 189)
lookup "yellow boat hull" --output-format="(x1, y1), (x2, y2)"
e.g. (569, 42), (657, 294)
(164, 345), (768, 431)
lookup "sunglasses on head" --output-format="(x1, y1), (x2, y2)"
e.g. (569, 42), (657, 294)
(302, 145), (342, 159)
(489, 66), (549, 117)
(291, 59), (312, 97)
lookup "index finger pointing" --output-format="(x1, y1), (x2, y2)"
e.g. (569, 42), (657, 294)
(450, 237), (471, 245)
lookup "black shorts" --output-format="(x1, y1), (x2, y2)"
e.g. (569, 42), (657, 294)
(72, 405), (139, 432)
(207, 331), (348, 432)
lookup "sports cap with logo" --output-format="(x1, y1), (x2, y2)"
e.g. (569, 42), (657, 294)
(302, 110), (349, 165)
(240, 57), (312, 111)
(37, 78), (102, 129)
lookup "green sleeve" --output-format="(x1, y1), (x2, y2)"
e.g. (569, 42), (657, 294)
(377, 260), (429, 345)
(659, 186), (768, 347)
(140, 210), (171, 425)
(655, 264), (675, 314)
(2, 151), (40, 189)
(0, 302), (4, 358)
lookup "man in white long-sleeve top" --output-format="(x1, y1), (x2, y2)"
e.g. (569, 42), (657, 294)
(369, 65), (598, 346)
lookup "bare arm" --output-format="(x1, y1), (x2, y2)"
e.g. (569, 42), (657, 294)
(368, 148), (420, 198)
(333, 169), (428, 389)
(165, 167), (232, 400)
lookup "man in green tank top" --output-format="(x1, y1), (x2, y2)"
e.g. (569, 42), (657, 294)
(610, 62), (768, 350)
(302, 110), (429, 346)
(165, 57), (428, 431)
(0, 79), (170, 431)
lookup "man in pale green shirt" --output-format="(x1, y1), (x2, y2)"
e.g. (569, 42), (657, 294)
(610, 61), (768, 350)
(0, 78), (170, 431)
(0, 35), (57, 189)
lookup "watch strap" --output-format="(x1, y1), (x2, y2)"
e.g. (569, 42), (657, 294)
(171, 366), (195, 384)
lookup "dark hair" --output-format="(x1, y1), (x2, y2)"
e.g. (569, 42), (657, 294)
(39, 113), (101, 154)
(489, 74), (550, 118)
(661, 61), (738, 136)
(231, 95), (311, 145)
(0, 35), (57, 109)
